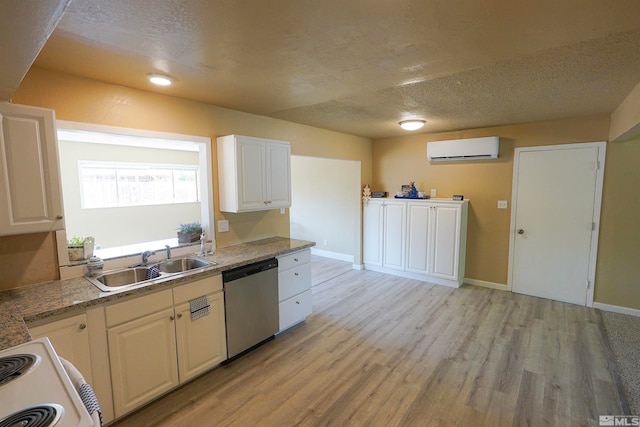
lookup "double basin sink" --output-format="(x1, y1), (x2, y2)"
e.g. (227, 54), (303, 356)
(87, 257), (216, 292)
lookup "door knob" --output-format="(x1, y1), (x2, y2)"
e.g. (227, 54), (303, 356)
(517, 229), (524, 234)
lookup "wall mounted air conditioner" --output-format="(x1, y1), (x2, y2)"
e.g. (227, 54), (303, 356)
(427, 136), (499, 161)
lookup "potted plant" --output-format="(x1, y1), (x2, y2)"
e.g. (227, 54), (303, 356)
(67, 235), (85, 261)
(177, 221), (202, 243)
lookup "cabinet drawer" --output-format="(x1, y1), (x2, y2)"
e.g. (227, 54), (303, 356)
(106, 289), (173, 327)
(173, 275), (222, 305)
(278, 264), (311, 301)
(278, 249), (310, 271)
(279, 289), (312, 331)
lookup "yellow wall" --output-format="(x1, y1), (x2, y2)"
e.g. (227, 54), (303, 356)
(373, 115), (640, 310)
(595, 135), (640, 306)
(1, 67), (371, 289)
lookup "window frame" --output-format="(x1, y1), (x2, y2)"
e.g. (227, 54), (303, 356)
(54, 120), (215, 272)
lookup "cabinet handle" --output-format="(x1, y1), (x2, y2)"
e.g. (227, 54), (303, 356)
(177, 313), (183, 319)
(517, 229), (525, 234)
(295, 300), (300, 304)
(56, 215), (63, 220)
(79, 323), (87, 330)
(170, 315), (175, 321)
(294, 272), (299, 276)
(294, 258), (298, 262)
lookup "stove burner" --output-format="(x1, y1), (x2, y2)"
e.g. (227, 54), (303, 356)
(0, 354), (37, 387)
(0, 404), (63, 427)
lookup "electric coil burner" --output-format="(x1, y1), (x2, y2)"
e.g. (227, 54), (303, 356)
(0, 338), (94, 427)
(0, 354), (37, 386)
(0, 404), (63, 427)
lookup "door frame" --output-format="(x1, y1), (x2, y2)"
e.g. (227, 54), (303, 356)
(507, 141), (606, 307)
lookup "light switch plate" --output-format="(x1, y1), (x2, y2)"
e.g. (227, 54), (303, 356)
(498, 200), (508, 209)
(217, 219), (229, 232)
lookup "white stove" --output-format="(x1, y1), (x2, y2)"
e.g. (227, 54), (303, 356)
(0, 338), (95, 427)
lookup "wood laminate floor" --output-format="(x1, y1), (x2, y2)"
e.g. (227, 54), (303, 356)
(110, 256), (627, 426)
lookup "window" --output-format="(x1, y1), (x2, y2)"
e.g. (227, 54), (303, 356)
(56, 121), (214, 264)
(79, 161), (199, 208)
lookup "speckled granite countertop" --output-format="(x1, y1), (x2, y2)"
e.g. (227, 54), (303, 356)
(0, 236), (314, 351)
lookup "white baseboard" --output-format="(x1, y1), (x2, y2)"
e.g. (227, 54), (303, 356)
(363, 264), (461, 288)
(593, 302), (640, 317)
(463, 278), (508, 291)
(352, 263), (364, 271)
(310, 248), (354, 263)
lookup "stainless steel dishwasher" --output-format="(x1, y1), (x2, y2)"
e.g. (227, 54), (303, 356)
(223, 258), (279, 360)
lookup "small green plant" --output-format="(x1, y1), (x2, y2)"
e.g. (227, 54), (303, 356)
(178, 221), (202, 233)
(67, 236), (84, 246)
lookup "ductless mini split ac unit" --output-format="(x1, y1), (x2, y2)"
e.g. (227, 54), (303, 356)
(427, 136), (499, 161)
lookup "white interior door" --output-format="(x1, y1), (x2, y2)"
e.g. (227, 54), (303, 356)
(509, 142), (605, 306)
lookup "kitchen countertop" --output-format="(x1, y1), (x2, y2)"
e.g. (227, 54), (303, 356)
(0, 236), (315, 351)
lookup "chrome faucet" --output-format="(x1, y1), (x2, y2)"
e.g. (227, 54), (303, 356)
(165, 244), (171, 260)
(141, 250), (154, 265)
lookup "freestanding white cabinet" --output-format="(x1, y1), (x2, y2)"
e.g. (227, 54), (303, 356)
(364, 198), (468, 287)
(0, 102), (65, 235)
(362, 199), (406, 271)
(217, 134), (291, 213)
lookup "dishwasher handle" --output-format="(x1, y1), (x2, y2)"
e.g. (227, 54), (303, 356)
(223, 258), (278, 282)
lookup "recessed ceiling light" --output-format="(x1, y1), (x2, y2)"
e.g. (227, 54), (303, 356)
(147, 73), (174, 86)
(399, 119), (426, 131)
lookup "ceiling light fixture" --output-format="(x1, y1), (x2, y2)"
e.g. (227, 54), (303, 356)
(399, 119), (426, 131)
(147, 73), (174, 86)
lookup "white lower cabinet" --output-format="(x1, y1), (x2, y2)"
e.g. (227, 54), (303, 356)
(364, 198), (468, 287)
(106, 275), (225, 418)
(28, 312), (93, 385)
(277, 249), (312, 331)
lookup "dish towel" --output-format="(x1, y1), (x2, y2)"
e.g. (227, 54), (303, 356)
(59, 357), (103, 426)
(145, 266), (162, 280)
(190, 295), (210, 320)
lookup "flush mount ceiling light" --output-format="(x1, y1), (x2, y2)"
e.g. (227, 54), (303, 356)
(399, 119), (426, 131)
(147, 73), (174, 86)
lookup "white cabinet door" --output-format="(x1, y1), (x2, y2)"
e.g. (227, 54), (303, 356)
(0, 102), (64, 235)
(237, 137), (267, 211)
(108, 307), (178, 417)
(363, 200), (384, 266)
(266, 141), (291, 208)
(430, 203), (462, 281)
(382, 201), (406, 270)
(29, 313), (93, 385)
(174, 291), (226, 382)
(406, 203), (431, 274)
(217, 134), (291, 212)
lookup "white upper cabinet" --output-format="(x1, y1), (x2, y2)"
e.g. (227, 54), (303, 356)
(217, 134), (291, 213)
(0, 102), (64, 235)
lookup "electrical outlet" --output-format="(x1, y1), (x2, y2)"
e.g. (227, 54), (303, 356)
(430, 189), (437, 198)
(498, 200), (508, 209)
(217, 220), (229, 232)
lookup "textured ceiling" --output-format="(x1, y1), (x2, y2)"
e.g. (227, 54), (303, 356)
(30, 0), (640, 139)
